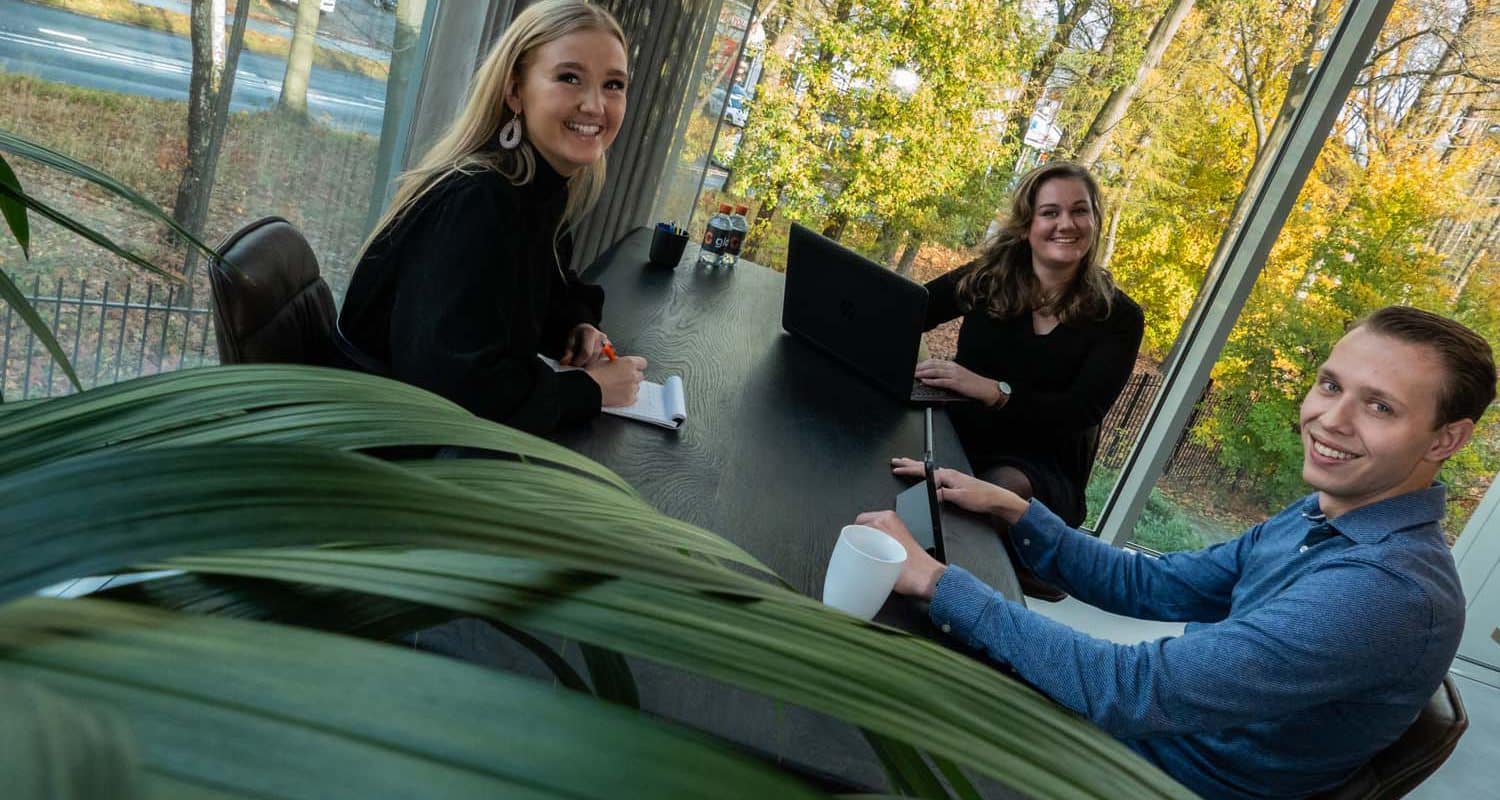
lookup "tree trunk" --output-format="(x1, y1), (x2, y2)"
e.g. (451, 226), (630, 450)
(173, 0), (226, 233)
(178, 0), (250, 297)
(821, 211), (849, 242)
(369, 0), (430, 220)
(894, 232), (920, 277)
(1001, 0), (1091, 152)
(279, 0), (322, 115)
(1396, 1), (1478, 140)
(1222, 0), (1334, 240)
(1075, 0), (1195, 167)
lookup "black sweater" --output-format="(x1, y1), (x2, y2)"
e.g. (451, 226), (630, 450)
(924, 264), (1145, 492)
(339, 157), (604, 434)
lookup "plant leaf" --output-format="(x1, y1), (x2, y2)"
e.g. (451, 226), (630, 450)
(0, 677), (142, 799)
(144, 548), (1193, 800)
(0, 152), (29, 258)
(0, 266), (82, 391)
(0, 129), (217, 259)
(0, 598), (827, 800)
(862, 730), (950, 799)
(579, 644), (641, 709)
(0, 181), (178, 281)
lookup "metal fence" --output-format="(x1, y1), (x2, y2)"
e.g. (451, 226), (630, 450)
(1, 277), (218, 401)
(1096, 372), (1253, 488)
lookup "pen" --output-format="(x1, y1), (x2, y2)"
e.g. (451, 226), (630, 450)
(602, 341), (618, 362)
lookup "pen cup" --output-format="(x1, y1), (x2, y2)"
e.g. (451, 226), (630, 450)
(649, 227), (690, 267)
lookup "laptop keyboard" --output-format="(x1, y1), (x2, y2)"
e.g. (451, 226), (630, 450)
(910, 379), (971, 403)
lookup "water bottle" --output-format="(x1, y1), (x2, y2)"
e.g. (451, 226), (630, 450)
(720, 204), (749, 267)
(699, 203), (733, 266)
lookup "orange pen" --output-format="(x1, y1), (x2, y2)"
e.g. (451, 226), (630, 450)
(601, 341), (618, 362)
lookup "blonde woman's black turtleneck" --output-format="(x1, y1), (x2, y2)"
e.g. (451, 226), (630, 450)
(339, 157), (604, 434)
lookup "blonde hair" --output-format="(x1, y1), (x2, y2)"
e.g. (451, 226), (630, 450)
(358, 0), (627, 268)
(957, 162), (1115, 323)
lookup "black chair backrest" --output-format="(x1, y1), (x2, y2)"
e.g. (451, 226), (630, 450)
(211, 217), (338, 366)
(1314, 675), (1468, 800)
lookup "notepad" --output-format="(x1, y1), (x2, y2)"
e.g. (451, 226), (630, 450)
(539, 356), (688, 430)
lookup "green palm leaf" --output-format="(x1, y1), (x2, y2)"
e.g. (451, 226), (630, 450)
(0, 598), (826, 800)
(143, 547), (1188, 800)
(0, 129), (217, 259)
(0, 151), (28, 257)
(0, 262), (82, 391)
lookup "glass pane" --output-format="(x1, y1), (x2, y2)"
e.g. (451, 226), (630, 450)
(0, 0), (426, 399)
(652, 0), (756, 239)
(700, 0), (1345, 531)
(1126, 0), (1499, 551)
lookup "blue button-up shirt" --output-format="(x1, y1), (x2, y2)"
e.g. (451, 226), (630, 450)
(930, 486), (1464, 799)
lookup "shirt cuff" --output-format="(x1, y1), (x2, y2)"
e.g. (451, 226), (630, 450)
(1010, 499), (1070, 572)
(929, 564), (996, 644)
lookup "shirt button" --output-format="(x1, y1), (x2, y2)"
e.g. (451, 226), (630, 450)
(1299, 545), (1309, 553)
(941, 623), (951, 633)
(1022, 539), (1031, 547)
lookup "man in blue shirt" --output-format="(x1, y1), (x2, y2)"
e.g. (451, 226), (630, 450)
(861, 306), (1495, 798)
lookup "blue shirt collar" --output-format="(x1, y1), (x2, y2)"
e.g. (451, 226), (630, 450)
(1302, 484), (1447, 544)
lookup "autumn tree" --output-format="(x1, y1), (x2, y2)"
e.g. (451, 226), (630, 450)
(732, 0), (1030, 264)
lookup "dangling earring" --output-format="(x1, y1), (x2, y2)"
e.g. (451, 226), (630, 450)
(498, 115), (523, 150)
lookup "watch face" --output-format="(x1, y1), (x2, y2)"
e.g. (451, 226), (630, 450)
(998, 381), (1012, 396)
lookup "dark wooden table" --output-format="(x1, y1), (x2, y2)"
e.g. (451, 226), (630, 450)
(546, 227), (1024, 790)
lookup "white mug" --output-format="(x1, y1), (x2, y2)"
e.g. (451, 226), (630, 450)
(822, 524), (908, 620)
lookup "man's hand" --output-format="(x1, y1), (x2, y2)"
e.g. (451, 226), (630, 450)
(561, 323), (607, 366)
(854, 510), (946, 600)
(914, 359), (1003, 406)
(889, 458), (1029, 523)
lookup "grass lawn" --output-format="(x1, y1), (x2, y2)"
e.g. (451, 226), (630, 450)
(0, 70), (378, 295)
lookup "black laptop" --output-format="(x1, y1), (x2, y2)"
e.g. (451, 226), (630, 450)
(782, 224), (968, 404)
(895, 407), (946, 561)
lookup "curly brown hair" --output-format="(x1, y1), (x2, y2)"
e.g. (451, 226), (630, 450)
(957, 162), (1116, 323)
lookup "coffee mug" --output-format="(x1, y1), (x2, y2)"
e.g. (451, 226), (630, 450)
(822, 524), (908, 620)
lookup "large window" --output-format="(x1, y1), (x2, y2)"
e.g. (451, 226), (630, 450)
(0, 0), (433, 398)
(660, 0), (1497, 550)
(1118, 0), (1498, 552)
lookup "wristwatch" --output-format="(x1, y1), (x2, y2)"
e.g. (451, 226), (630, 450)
(993, 380), (1012, 407)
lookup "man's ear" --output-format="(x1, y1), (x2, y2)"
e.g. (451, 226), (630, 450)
(1426, 418), (1475, 463)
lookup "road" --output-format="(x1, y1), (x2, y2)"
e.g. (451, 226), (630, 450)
(0, 0), (387, 135)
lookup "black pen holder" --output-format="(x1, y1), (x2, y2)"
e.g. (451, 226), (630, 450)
(649, 228), (690, 267)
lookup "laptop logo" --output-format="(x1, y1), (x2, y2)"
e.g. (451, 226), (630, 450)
(839, 298), (857, 320)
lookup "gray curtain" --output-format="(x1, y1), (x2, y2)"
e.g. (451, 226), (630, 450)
(572, 0), (724, 266)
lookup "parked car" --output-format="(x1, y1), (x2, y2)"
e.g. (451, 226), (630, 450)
(278, 0), (338, 13)
(706, 84), (751, 127)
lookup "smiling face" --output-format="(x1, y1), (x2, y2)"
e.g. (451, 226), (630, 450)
(507, 29), (628, 177)
(1300, 326), (1472, 517)
(1026, 177), (1096, 277)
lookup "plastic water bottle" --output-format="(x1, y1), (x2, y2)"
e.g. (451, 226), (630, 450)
(699, 203), (733, 266)
(720, 204), (749, 267)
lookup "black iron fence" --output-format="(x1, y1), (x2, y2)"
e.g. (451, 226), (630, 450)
(1097, 372), (1253, 488)
(1, 277), (218, 400)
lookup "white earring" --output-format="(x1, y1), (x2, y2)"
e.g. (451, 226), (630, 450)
(498, 116), (523, 150)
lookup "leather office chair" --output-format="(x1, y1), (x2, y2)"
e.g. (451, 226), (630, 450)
(1313, 675), (1468, 800)
(210, 217), (339, 366)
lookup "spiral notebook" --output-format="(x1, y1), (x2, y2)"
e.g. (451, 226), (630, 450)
(539, 355), (688, 430)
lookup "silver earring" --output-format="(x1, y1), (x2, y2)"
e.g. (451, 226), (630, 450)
(498, 116), (523, 150)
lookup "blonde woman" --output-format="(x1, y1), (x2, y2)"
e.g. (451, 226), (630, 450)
(896, 162), (1144, 597)
(339, 0), (645, 434)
